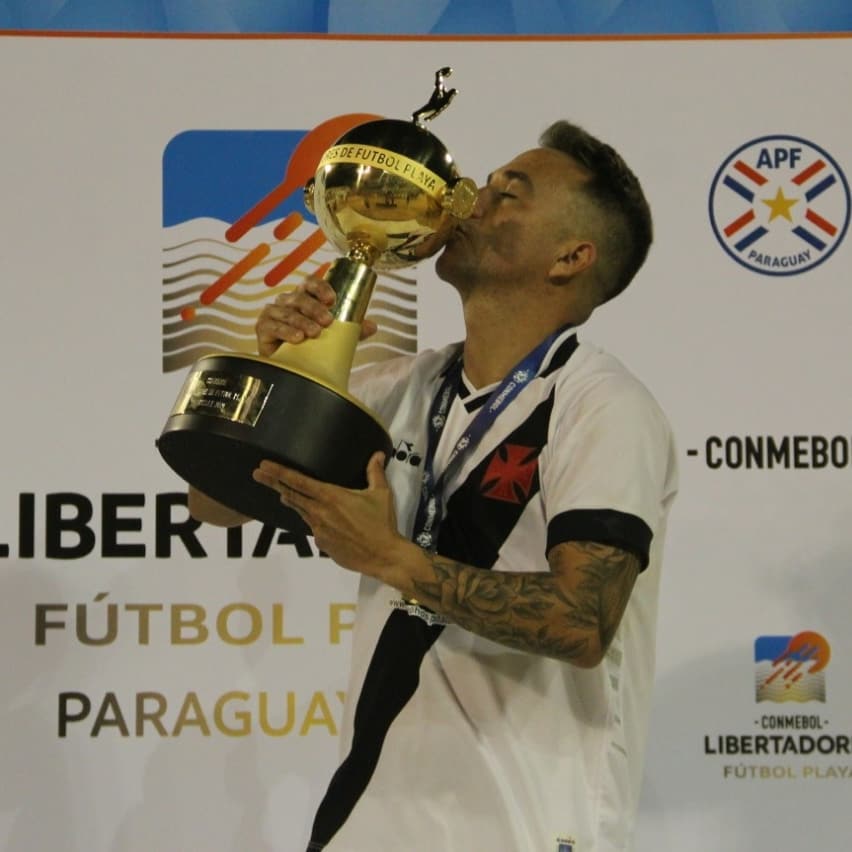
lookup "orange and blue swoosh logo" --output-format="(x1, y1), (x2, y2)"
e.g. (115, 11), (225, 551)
(161, 117), (419, 373)
(755, 631), (830, 703)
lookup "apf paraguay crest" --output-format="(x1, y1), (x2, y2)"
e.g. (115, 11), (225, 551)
(709, 134), (850, 276)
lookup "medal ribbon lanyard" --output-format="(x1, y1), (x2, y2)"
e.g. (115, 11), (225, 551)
(411, 325), (572, 554)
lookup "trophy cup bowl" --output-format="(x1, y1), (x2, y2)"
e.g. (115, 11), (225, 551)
(157, 72), (477, 532)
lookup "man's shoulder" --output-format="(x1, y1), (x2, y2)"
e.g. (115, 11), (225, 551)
(563, 339), (657, 395)
(555, 339), (673, 430)
(350, 342), (461, 406)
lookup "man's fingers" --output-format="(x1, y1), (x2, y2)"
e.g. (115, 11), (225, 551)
(256, 310), (306, 352)
(302, 275), (337, 306)
(275, 288), (335, 326)
(253, 461), (324, 499)
(359, 318), (379, 341)
(251, 464), (314, 524)
(255, 273), (381, 358)
(255, 278), (336, 354)
(366, 452), (388, 490)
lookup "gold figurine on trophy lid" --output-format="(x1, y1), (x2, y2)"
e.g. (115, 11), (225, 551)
(158, 68), (477, 531)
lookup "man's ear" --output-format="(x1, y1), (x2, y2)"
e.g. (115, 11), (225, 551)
(549, 239), (597, 284)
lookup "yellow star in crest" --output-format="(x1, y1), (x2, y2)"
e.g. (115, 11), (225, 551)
(761, 187), (799, 222)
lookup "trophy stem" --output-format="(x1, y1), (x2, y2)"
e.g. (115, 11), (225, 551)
(267, 256), (377, 392)
(327, 255), (378, 323)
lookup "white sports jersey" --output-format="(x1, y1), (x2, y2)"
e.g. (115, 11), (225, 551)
(307, 327), (678, 852)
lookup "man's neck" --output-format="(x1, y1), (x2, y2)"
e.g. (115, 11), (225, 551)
(459, 291), (576, 388)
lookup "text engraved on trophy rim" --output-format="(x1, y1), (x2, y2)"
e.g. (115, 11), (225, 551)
(318, 144), (447, 197)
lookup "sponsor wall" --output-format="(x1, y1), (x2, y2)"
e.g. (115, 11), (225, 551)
(1, 29), (851, 852)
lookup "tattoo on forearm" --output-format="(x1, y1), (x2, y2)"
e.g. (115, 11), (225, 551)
(411, 542), (640, 663)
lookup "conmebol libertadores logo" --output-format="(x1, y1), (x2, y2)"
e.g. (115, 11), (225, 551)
(755, 631), (830, 703)
(709, 135), (850, 276)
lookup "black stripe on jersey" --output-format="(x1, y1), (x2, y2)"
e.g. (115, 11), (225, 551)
(308, 611), (444, 849)
(459, 333), (578, 414)
(457, 374), (493, 413)
(546, 508), (653, 569)
(459, 390), (491, 414)
(436, 391), (555, 569)
(462, 391), (489, 413)
(541, 332), (578, 378)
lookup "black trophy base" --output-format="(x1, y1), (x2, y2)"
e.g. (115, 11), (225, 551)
(157, 354), (392, 533)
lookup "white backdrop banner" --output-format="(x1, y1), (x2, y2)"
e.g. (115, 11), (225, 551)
(1, 33), (850, 852)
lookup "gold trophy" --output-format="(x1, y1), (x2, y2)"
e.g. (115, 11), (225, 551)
(157, 68), (477, 530)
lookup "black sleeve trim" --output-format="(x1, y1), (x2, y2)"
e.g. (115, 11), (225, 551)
(546, 508), (654, 570)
